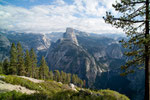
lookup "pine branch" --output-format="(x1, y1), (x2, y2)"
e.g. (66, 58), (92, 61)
(113, 18), (145, 23)
(128, 5), (145, 18)
(122, 0), (146, 5)
(130, 1), (146, 4)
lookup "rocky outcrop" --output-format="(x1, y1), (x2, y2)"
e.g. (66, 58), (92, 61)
(63, 28), (79, 46)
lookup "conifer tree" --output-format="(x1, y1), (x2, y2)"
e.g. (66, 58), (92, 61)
(54, 70), (61, 82)
(3, 58), (10, 75)
(48, 70), (53, 80)
(9, 43), (17, 75)
(103, 0), (150, 99)
(24, 50), (32, 77)
(66, 73), (71, 84)
(30, 48), (37, 78)
(39, 56), (49, 79)
(60, 71), (67, 83)
(17, 42), (25, 76)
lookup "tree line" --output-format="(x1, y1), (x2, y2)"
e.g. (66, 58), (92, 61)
(0, 42), (84, 87)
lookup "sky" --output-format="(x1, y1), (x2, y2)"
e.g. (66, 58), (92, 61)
(0, 0), (123, 34)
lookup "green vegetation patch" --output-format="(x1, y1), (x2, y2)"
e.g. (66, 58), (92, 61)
(0, 75), (130, 100)
(0, 75), (41, 91)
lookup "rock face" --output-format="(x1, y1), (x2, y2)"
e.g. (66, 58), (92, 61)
(0, 34), (10, 61)
(63, 28), (79, 46)
(46, 28), (104, 86)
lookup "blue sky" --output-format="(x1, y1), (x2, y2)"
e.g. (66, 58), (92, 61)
(0, 0), (122, 34)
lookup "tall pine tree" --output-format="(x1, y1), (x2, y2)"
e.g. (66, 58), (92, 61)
(103, 0), (150, 99)
(9, 43), (17, 75)
(30, 48), (37, 78)
(48, 70), (53, 80)
(54, 70), (61, 82)
(24, 50), (32, 77)
(39, 56), (49, 79)
(66, 73), (71, 84)
(3, 58), (10, 75)
(60, 71), (66, 83)
(17, 42), (25, 76)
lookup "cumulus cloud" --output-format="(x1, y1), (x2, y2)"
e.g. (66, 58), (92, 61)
(0, 0), (123, 34)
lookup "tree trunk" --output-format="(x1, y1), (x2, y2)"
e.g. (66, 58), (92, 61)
(145, 0), (150, 100)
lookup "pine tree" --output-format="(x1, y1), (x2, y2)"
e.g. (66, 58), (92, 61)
(66, 73), (71, 84)
(54, 70), (61, 82)
(60, 71), (67, 83)
(103, 0), (150, 99)
(9, 43), (17, 75)
(48, 70), (53, 80)
(30, 48), (37, 78)
(24, 50), (32, 77)
(39, 56), (49, 79)
(17, 42), (25, 76)
(3, 59), (10, 75)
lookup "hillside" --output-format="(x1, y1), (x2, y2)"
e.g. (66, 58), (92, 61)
(0, 75), (129, 100)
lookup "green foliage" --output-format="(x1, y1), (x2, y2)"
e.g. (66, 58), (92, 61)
(0, 75), (129, 100)
(54, 70), (61, 82)
(60, 71), (67, 83)
(24, 50), (32, 77)
(71, 74), (83, 87)
(98, 89), (130, 100)
(39, 80), (62, 94)
(39, 56), (49, 80)
(66, 73), (71, 84)
(48, 71), (53, 80)
(30, 48), (37, 78)
(3, 59), (10, 75)
(1, 75), (41, 91)
(0, 91), (50, 100)
(9, 43), (17, 75)
(1, 90), (129, 100)
(17, 42), (25, 76)
(0, 91), (25, 100)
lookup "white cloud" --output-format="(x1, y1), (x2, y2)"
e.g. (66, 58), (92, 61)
(0, 0), (123, 34)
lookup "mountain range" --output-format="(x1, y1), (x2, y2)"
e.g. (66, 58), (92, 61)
(0, 28), (144, 100)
